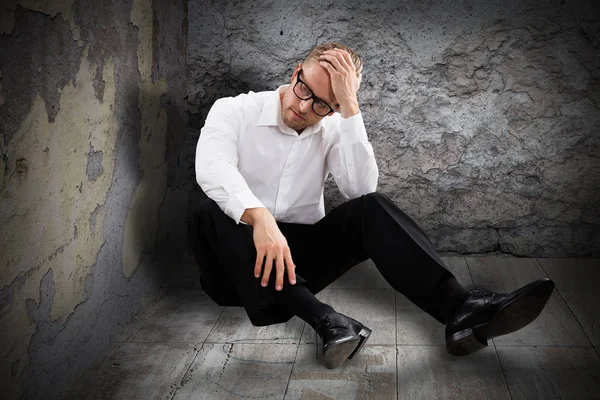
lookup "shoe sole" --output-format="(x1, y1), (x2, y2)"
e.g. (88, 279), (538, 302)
(447, 279), (555, 356)
(322, 326), (372, 369)
(323, 336), (361, 369)
(348, 326), (372, 360)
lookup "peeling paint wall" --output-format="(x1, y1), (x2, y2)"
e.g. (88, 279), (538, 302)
(0, 0), (189, 399)
(187, 0), (600, 257)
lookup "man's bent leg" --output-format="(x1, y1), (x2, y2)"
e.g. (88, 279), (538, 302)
(312, 192), (554, 356)
(191, 197), (368, 331)
(308, 192), (460, 324)
(191, 198), (373, 367)
(191, 198), (314, 325)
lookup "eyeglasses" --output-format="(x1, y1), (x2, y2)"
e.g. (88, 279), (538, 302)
(293, 69), (336, 117)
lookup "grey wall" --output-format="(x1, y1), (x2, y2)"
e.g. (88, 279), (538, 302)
(187, 0), (600, 257)
(0, 0), (188, 399)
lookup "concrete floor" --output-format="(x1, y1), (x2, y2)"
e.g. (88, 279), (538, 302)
(64, 256), (600, 400)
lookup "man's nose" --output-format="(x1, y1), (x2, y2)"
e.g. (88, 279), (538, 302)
(298, 99), (312, 114)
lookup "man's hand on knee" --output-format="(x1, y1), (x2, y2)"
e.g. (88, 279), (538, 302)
(247, 208), (297, 291)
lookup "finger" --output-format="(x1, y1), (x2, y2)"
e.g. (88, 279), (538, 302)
(342, 56), (357, 77)
(262, 252), (274, 287)
(254, 250), (264, 278)
(319, 60), (336, 75)
(275, 254), (285, 291)
(319, 53), (344, 72)
(330, 49), (353, 71)
(325, 49), (352, 72)
(285, 250), (297, 285)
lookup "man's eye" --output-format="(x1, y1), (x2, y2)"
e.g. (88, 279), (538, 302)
(300, 83), (310, 94)
(315, 100), (328, 108)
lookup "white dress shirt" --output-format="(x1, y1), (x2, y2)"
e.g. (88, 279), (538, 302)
(195, 84), (379, 225)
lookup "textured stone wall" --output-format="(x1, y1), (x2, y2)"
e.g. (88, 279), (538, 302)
(0, 0), (188, 399)
(187, 0), (600, 257)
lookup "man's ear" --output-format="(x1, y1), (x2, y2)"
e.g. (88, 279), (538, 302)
(291, 63), (302, 83)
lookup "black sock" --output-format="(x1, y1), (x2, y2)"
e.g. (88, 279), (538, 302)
(433, 271), (469, 321)
(272, 284), (335, 331)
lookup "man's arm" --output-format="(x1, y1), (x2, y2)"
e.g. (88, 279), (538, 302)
(326, 113), (379, 198)
(320, 49), (379, 197)
(196, 97), (297, 291)
(195, 97), (266, 224)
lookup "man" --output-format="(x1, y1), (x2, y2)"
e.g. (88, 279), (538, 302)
(191, 42), (555, 369)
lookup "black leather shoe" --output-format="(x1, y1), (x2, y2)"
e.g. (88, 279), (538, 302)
(314, 312), (372, 369)
(446, 278), (555, 356)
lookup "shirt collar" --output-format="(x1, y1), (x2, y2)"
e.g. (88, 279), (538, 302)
(256, 84), (324, 136)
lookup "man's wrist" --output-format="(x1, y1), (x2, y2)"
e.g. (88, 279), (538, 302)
(241, 207), (269, 226)
(339, 99), (360, 119)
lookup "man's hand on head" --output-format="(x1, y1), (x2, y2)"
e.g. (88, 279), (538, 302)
(319, 49), (361, 119)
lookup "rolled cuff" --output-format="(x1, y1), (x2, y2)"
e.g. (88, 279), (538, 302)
(225, 189), (266, 225)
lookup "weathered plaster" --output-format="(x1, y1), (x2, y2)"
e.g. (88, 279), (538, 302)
(0, 4), (83, 145)
(1, 0), (188, 398)
(122, 0), (168, 278)
(1, 131), (6, 187)
(0, 47), (117, 398)
(0, 0), (81, 44)
(0, 68), (4, 106)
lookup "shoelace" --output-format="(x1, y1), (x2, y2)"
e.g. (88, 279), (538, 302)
(470, 289), (498, 302)
(320, 314), (349, 330)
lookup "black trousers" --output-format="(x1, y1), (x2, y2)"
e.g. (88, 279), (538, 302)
(190, 191), (453, 326)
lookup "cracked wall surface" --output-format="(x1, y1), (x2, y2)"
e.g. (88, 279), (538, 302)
(0, 1), (189, 399)
(188, 0), (600, 257)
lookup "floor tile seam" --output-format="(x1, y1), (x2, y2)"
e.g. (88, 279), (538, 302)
(533, 257), (550, 278)
(554, 289), (595, 347)
(167, 343), (203, 400)
(462, 255), (477, 288)
(283, 323), (305, 399)
(492, 332), (515, 400)
(202, 306), (228, 343)
(461, 256), (476, 287)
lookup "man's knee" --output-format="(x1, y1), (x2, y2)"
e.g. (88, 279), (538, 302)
(195, 197), (222, 216)
(361, 191), (401, 218)
(362, 191), (390, 206)
(192, 196), (254, 248)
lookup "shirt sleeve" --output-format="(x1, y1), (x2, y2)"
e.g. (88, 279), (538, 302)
(195, 97), (266, 224)
(325, 112), (379, 199)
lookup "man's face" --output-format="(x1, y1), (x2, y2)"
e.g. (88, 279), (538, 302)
(279, 61), (338, 133)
